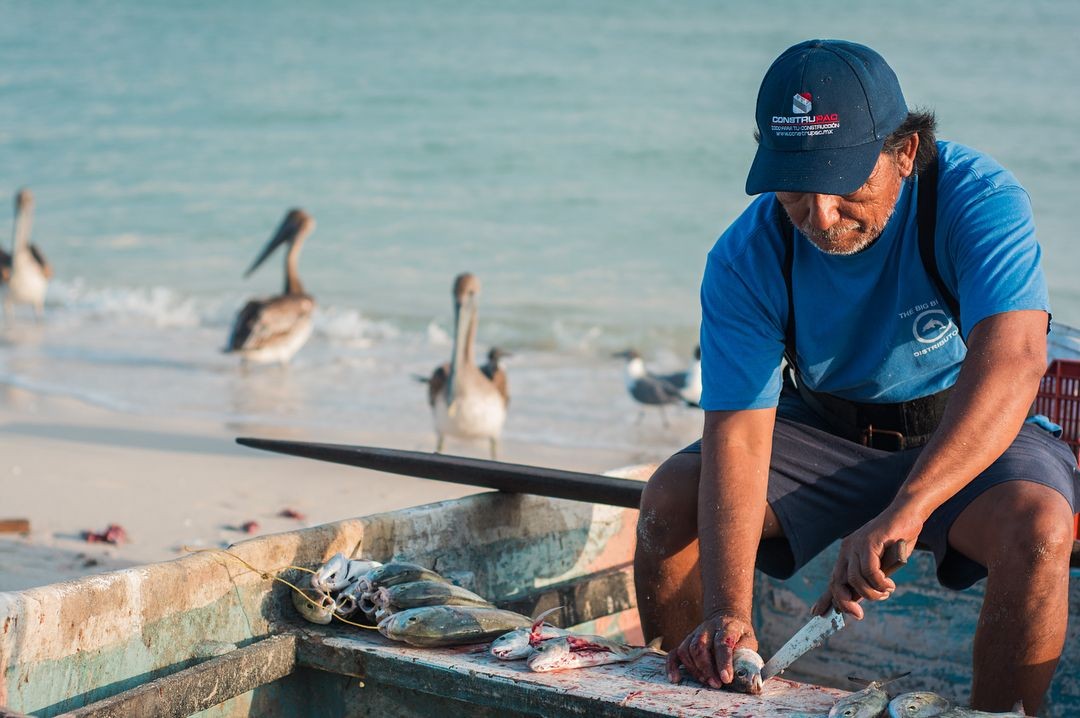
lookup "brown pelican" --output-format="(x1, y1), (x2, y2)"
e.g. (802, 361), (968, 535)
(424, 273), (509, 458)
(3, 189), (53, 320)
(613, 349), (687, 427)
(224, 209), (315, 365)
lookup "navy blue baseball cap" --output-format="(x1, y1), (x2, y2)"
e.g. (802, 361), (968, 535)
(745, 39), (908, 196)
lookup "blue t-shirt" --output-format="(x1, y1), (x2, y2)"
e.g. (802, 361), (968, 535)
(699, 141), (1049, 410)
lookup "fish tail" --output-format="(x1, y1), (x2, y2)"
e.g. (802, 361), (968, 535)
(646, 636), (666, 656)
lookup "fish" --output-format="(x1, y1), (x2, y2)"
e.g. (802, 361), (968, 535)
(730, 647), (765, 695)
(888, 692), (954, 718)
(291, 586), (336, 625)
(377, 605), (532, 647)
(490, 624), (570, 660)
(888, 691), (1025, 718)
(526, 634), (665, 673)
(374, 580), (493, 611)
(830, 673), (911, 718)
(310, 553), (381, 594)
(358, 561), (449, 593)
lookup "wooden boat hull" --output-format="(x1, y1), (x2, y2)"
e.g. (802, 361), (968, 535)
(1, 478), (1077, 716)
(0, 480), (842, 718)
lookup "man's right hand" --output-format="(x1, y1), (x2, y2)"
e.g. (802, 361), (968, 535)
(666, 611), (757, 689)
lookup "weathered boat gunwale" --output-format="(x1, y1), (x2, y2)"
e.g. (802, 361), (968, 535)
(51, 634), (296, 718)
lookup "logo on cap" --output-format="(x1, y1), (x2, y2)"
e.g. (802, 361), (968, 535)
(793, 93), (812, 115)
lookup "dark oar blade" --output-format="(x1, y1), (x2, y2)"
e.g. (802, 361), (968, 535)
(235, 438), (645, 509)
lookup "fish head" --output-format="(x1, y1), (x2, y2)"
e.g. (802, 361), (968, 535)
(829, 687), (889, 718)
(490, 629), (530, 660)
(312, 553), (350, 593)
(291, 588), (336, 625)
(377, 607), (443, 644)
(526, 638), (572, 672)
(730, 647), (764, 695)
(888, 692), (952, 718)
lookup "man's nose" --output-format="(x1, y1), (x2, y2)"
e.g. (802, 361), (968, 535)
(806, 194), (841, 231)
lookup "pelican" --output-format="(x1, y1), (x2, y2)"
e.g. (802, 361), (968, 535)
(224, 209), (315, 365)
(613, 349), (685, 427)
(3, 189), (53, 320)
(424, 273), (509, 458)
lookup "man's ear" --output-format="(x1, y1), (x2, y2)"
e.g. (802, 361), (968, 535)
(896, 133), (919, 178)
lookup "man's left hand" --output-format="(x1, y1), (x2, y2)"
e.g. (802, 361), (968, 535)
(810, 508), (922, 620)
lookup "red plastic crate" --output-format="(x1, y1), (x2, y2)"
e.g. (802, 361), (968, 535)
(1034, 359), (1080, 538)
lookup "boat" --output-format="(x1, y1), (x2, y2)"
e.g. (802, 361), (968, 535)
(0, 470), (851, 718)
(1, 474), (1077, 718)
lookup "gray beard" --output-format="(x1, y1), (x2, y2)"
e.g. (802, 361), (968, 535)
(799, 208), (893, 256)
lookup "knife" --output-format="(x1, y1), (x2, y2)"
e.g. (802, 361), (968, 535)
(760, 539), (909, 681)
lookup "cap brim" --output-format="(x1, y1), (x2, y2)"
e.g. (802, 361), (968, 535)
(745, 138), (886, 196)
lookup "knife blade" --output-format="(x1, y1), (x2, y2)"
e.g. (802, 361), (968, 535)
(760, 539), (909, 681)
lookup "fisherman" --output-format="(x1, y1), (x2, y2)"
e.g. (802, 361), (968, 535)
(634, 39), (1078, 715)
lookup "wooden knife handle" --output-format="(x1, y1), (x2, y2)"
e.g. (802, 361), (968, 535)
(882, 539), (909, 577)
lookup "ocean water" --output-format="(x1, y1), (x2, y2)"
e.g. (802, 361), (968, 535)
(2, 1), (1079, 456)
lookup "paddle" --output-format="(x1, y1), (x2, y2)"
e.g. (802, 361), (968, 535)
(235, 438), (646, 509)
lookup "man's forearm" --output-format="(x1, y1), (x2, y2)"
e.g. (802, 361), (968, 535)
(698, 408), (776, 619)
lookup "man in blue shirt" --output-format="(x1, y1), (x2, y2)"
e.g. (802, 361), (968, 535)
(634, 39), (1078, 714)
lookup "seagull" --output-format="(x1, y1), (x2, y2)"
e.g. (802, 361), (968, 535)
(224, 209), (316, 365)
(655, 345), (701, 408)
(613, 349), (687, 427)
(3, 189), (53, 321)
(424, 273), (508, 458)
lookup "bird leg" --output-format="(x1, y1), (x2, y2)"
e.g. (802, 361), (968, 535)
(435, 435), (445, 454)
(489, 438), (499, 460)
(659, 406), (670, 429)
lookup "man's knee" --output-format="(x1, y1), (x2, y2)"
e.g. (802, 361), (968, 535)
(954, 482), (1075, 571)
(636, 452), (700, 556)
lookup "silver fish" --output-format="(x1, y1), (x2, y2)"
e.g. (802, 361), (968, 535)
(358, 561), (449, 593)
(490, 624), (570, 660)
(310, 553), (381, 594)
(378, 605), (531, 647)
(889, 692), (953, 718)
(374, 580), (493, 611)
(830, 673), (911, 718)
(730, 647), (765, 695)
(291, 586), (336, 625)
(526, 635), (664, 673)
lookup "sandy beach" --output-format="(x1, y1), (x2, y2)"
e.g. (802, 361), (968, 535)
(0, 383), (689, 592)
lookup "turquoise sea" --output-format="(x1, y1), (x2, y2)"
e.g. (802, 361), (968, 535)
(2, 1), (1079, 454)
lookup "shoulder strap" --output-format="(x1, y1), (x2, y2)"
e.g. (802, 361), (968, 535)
(776, 200), (796, 366)
(915, 157), (962, 336)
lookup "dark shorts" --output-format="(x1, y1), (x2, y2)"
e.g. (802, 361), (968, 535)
(679, 384), (1080, 590)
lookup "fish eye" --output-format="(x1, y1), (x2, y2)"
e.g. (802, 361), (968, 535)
(736, 668), (747, 677)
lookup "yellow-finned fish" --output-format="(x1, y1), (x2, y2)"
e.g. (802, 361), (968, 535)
(377, 605), (531, 647)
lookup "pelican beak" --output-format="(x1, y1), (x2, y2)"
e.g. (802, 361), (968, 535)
(243, 210), (305, 278)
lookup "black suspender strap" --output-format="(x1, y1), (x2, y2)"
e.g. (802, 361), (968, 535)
(915, 157), (961, 335)
(776, 200), (797, 367)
